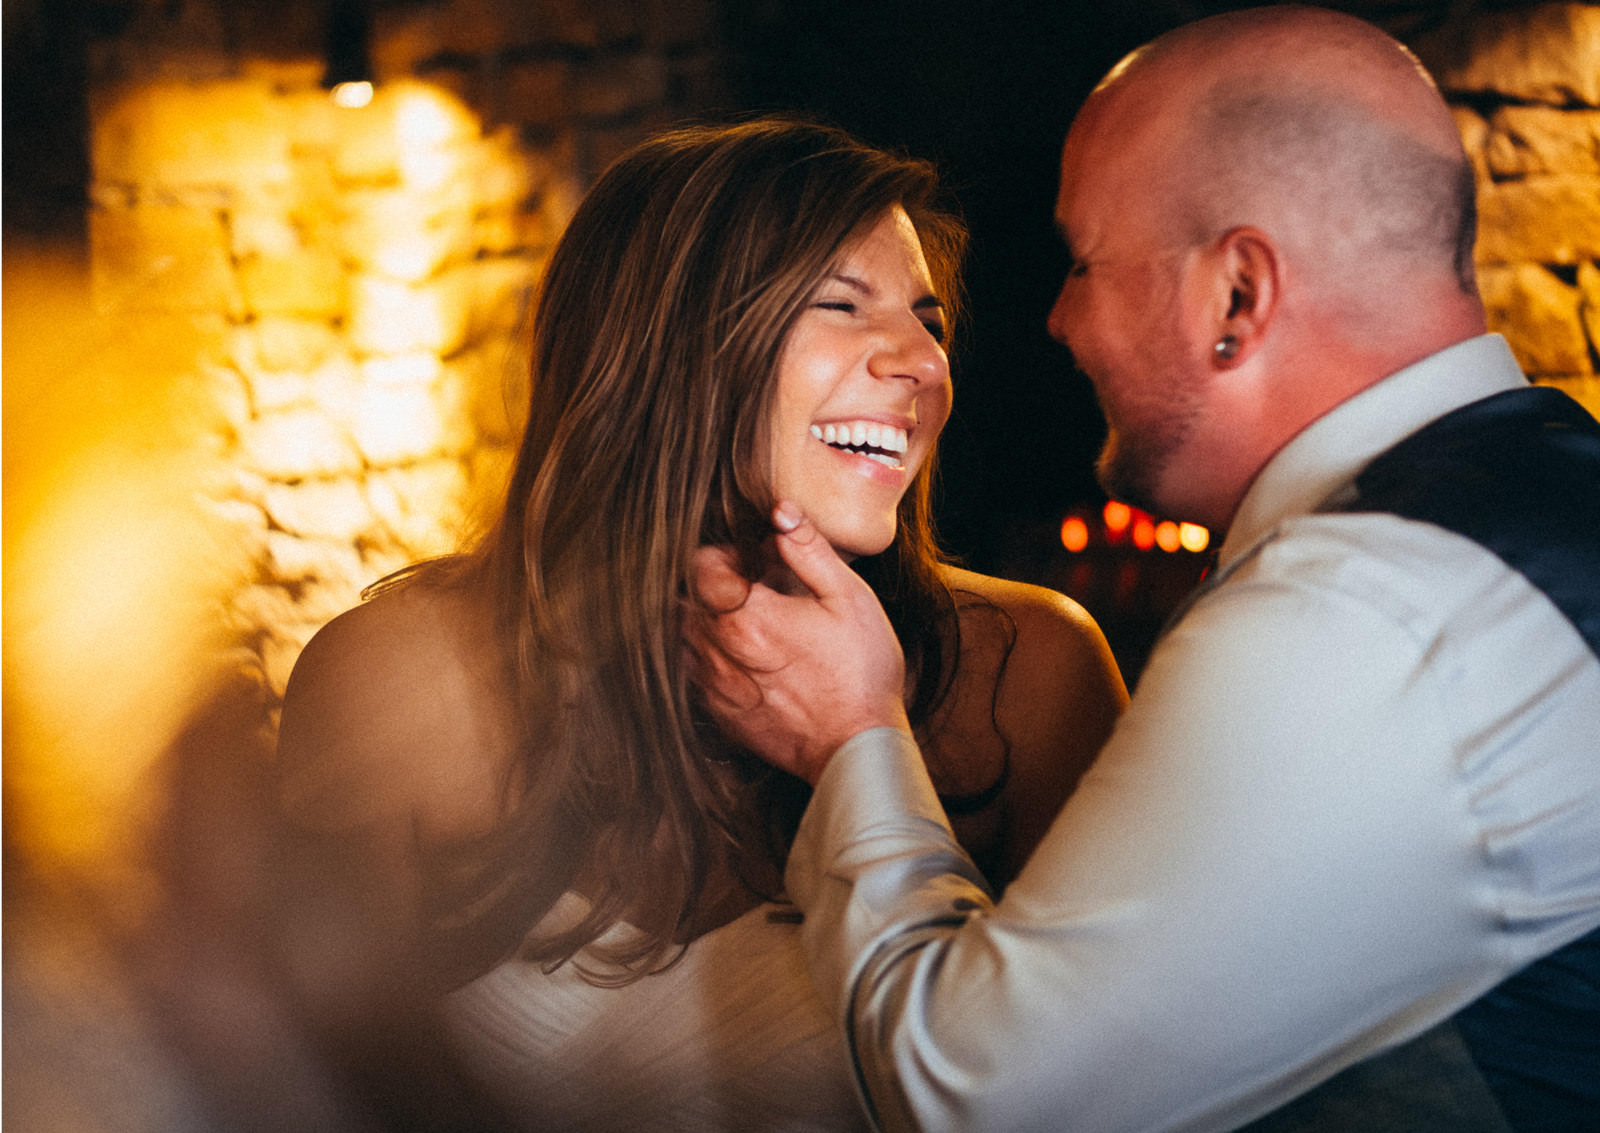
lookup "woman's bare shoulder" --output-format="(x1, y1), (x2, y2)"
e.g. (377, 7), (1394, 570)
(935, 564), (1127, 879)
(939, 566), (1120, 678)
(276, 580), (518, 839)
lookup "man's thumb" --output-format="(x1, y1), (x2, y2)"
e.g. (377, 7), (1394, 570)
(771, 502), (852, 601)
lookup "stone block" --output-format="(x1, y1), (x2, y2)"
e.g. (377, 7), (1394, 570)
(347, 272), (474, 356)
(263, 477), (378, 541)
(1477, 262), (1591, 375)
(340, 182), (477, 281)
(242, 406), (363, 480)
(1417, 3), (1600, 107)
(527, 0), (637, 50)
(428, 0), (520, 56)
(227, 194), (300, 258)
(264, 531), (367, 589)
(1476, 175), (1600, 264)
(468, 257), (538, 338)
(90, 200), (243, 315)
(572, 55), (667, 120)
(1486, 107), (1600, 178)
(245, 366), (313, 415)
(474, 205), (528, 256)
(350, 384), (453, 465)
(648, 0), (718, 49)
(201, 496), (271, 561)
(239, 247), (348, 318)
(362, 353), (444, 387)
(231, 580), (307, 634)
(92, 78), (293, 188)
(500, 60), (570, 130)
(202, 363), (255, 435)
(240, 315), (343, 373)
(478, 130), (541, 208)
(366, 459), (472, 555)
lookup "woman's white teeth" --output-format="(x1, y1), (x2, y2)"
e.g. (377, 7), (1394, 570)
(809, 422), (908, 455)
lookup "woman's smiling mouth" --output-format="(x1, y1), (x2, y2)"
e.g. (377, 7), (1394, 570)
(809, 421), (909, 469)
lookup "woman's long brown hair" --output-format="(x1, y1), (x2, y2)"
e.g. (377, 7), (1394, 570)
(402, 117), (969, 986)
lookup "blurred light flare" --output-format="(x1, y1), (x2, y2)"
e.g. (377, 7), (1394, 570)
(4, 245), (239, 883)
(1060, 504), (1210, 555)
(1060, 515), (1091, 553)
(331, 80), (374, 109)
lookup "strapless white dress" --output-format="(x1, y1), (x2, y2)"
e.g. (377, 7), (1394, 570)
(443, 893), (868, 1131)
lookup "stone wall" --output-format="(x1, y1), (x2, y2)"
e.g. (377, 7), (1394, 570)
(1414, 2), (1600, 412)
(86, 0), (725, 707)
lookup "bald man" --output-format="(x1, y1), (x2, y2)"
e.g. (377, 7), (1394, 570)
(693, 6), (1600, 1131)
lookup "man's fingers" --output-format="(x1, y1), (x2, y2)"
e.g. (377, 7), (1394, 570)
(691, 544), (752, 613)
(770, 503), (858, 603)
(684, 635), (764, 714)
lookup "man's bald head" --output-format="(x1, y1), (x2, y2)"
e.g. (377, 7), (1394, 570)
(1074, 5), (1478, 305)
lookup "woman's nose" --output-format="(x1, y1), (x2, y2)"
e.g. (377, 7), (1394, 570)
(869, 315), (948, 386)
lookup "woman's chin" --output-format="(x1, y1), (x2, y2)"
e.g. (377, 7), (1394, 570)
(815, 518), (896, 562)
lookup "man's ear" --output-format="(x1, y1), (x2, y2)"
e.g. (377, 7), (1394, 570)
(1210, 226), (1279, 369)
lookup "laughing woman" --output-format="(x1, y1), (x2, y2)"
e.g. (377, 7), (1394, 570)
(274, 117), (1125, 1131)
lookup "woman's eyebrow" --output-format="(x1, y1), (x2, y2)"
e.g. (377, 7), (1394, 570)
(823, 271), (871, 293)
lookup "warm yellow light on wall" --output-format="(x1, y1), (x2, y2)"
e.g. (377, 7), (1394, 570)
(393, 85), (477, 190)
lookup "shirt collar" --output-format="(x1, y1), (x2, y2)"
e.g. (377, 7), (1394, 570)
(1216, 334), (1529, 570)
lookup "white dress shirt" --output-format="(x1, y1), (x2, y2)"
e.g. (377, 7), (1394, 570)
(786, 335), (1600, 1132)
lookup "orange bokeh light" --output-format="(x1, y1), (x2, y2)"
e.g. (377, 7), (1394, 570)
(1179, 522), (1210, 553)
(1060, 515), (1090, 553)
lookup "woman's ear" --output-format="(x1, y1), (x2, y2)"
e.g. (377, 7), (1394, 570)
(1209, 226), (1279, 370)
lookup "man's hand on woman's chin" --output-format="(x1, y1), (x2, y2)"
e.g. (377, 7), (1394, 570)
(689, 503), (910, 785)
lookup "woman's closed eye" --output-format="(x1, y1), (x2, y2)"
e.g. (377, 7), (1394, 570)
(810, 297), (945, 344)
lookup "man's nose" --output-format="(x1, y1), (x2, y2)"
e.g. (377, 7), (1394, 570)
(1046, 285), (1073, 346)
